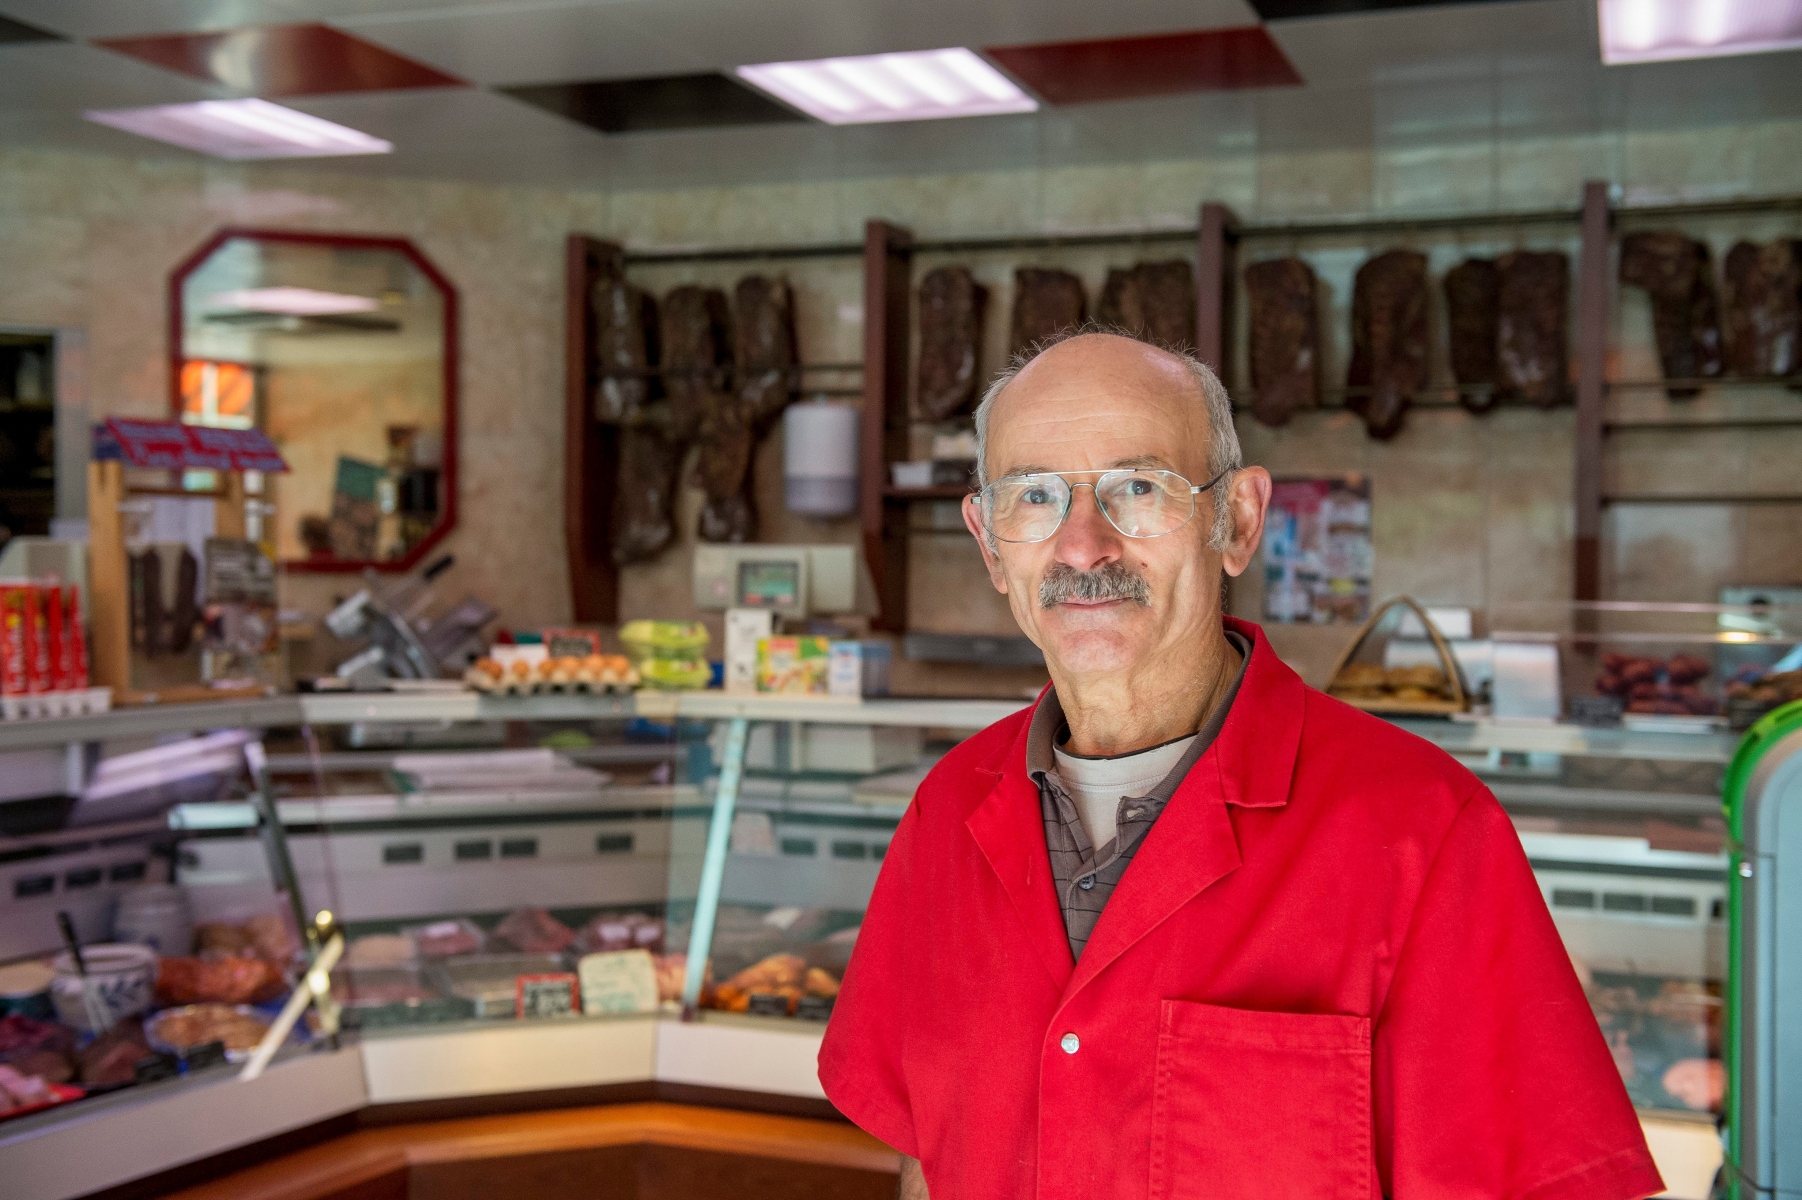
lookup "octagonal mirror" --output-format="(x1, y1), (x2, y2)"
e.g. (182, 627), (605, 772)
(172, 229), (457, 571)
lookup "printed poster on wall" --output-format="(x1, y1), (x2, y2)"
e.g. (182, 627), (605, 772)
(1263, 475), (1372, 624)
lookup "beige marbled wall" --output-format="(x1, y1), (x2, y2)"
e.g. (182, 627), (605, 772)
(2, 118), (1799, 691)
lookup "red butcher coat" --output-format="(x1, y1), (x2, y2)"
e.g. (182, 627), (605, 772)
(819, 618), (1663, 1200)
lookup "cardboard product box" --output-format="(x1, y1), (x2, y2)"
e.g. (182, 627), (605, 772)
(756, 636), (832, 694)
(829, 641), (891, 698)
(725, 608), (777, 693)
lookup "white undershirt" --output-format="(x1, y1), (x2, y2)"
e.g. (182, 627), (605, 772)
(1051, 734), (1197, 852)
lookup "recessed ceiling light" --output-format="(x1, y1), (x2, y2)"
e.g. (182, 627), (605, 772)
(207, 287), (379, 316)
(85, 99), (392, 159)
(735, 48), (1036, 125)
(1598, 0), (1802, 64)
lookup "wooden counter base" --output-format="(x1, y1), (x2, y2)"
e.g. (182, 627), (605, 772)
(159, 1102), (900, 1200)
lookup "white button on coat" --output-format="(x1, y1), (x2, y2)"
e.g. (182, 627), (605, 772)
(1060, 1032), (1080, 1054)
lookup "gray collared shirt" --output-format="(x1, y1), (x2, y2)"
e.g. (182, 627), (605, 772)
(1028, 632), (1251, 960)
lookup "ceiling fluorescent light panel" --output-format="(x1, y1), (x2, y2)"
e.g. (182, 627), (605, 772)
(1598, 0), (1802, 64)
(85, 99), (392, 159)
(207, 287), (379, 316)
(737, 48), (1036, 124)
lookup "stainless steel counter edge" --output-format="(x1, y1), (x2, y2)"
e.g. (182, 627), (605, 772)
(0, 690), (1743, 761)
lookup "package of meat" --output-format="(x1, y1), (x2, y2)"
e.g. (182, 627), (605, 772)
(917, 267), (985, 419)
(1619, 231), (1724, 398)
(1722, 239), (1801, 378)
(493, 907), (576, 955)
(1444, 258), (1502, 412)
(611, 420), (683, 564)
(660, 286), (732, 441)
(1009, 268), (1085, 357)
(402, 918), (486, 959)
(154, 956), (286, 1006)
(1099, 260), (1196, 353)
(592, 269), (660, 423)
(1347, 249), (1430, 440)
(1496, 250), (1570, 408)
(78, 1019), (151, 1088)
(733, 275), (797, 431)
(1243, 258), (1320, 427)
(575, 912), (665, 956)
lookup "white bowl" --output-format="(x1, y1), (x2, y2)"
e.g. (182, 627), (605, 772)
(51, 943), (157, 1033)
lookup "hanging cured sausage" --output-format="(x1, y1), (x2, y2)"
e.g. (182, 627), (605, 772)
(916, 267), (985, 420)
(591, 256), (659, 424)
(1243, 257), (1319, 427)
(1496, 250), (1570, 408)
(611, 422), (682, 565)
(1619, 231), (1723, 398)
(659, 286), (733, 441)
(1099, 260), (1196, 353)
(1444, 258), (1502, 413)
(1009, 268), (1085, 357)
(1347, 250), (1430, 441)
(1722, 239), (1802, 379)
(734, 275), (797, 430)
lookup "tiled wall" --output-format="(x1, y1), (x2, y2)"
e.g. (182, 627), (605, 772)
(1, 119), (1798, 690)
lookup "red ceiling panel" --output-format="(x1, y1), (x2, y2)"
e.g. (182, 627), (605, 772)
(96, 23), (465, 97)
(985, 27), (1303, 106)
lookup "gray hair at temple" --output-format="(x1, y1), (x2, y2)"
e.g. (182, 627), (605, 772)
(971, 327), (1244, 552)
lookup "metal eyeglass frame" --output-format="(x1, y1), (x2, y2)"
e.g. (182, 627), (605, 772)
(969, 467), (1232, 544)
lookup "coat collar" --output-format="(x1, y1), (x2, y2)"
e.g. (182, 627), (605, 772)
(962, 617), (1308, 999)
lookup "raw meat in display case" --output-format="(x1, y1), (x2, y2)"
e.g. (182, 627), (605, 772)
(1243, 257), (1320, 427)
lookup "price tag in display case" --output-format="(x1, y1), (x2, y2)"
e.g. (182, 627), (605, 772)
(578, 950), (658, 1016)
(514, 973), (580, 1020)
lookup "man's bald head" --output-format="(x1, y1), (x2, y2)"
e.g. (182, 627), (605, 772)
(972, 328), (1243, 548)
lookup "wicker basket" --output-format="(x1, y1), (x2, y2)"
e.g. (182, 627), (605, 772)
(1324, 596), (1469, 716)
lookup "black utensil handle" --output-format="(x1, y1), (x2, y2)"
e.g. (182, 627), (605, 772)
(422, 555), (455, 581)
(57, 910), (88, 976)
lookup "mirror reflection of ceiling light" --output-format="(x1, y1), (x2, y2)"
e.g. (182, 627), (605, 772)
(736, 48), (1036, 125)
(85, 99), (392, 159)
(207, 287), (380, 316)
(1598, 0), (1802, 64)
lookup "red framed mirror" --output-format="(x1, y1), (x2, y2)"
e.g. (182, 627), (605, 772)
(169, 228), (458, 572)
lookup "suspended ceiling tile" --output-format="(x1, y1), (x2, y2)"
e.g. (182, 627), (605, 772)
(1267, 0), (1594, 88)
(0, 12), (56, 41)
(987, 27), (1303, 107)
(1248, 0), (1535, 17)
(502, 72), (804, 135)
(330, 2), (705, 87)
(0, 41), (226, 114)
(0, 0), (309, 39)
(95, 22), (467, 96)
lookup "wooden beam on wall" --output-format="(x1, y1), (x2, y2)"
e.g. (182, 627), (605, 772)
(859, 220), (913, 633)
(1573, 181), (1611, 603)
(1195, 202), (1237, 375)
(564, 235), (623, 625)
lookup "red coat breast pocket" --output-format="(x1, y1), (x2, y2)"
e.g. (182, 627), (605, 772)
(1149, 1000), (1372, 1200)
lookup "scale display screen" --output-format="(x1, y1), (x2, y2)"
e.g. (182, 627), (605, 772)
(737, 560), (800, 609)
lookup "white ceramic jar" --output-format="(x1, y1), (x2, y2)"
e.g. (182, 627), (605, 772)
(113, 882), (192, 956)
(50, 943), (157, 1033)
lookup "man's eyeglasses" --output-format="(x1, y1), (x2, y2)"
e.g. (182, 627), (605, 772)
(970, 468), (1230, 544)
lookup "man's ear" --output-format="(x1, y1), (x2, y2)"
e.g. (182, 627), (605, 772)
(1220, 467), (1272, 579)
(962, 495), (1009, 594)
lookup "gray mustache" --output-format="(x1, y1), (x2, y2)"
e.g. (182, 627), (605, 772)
(1038, 562), (1152, 608)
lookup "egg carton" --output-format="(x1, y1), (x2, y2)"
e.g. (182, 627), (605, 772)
(0, 687), (112, 721)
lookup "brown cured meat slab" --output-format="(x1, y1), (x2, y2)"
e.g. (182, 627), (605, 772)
(610, 421), (681, 564)
(592, 257), (660, 423)
(733, 275), (798, 430)
(1243, 257), (1319, 427)
(1347, 249), (1429, 440)
(916, 267), (985, 419)
(660, 286), (733, 440)
(1619, 231), (1724, 398)
(695, 391), (756, 543)
(1722, 239), (1802, 378)
(1495, 250), (1569, 408)
(1444, 258), (1501, 413)
(1098, 260), (1197, 353)
(1009, 268), (1085, 357)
